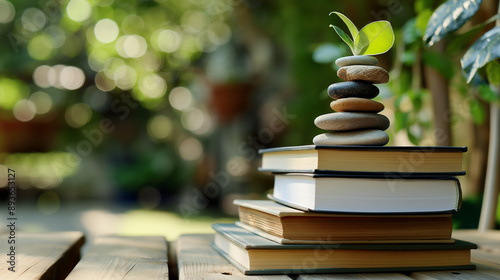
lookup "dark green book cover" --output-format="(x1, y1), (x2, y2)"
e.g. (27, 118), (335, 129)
(212, 223), (477, 275)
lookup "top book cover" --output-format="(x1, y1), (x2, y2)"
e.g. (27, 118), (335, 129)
(259, 145), (467, 176)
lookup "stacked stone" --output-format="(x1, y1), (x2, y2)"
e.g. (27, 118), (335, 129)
(313, 55), (390, 146)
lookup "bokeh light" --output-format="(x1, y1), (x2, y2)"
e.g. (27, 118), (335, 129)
(88, 50), (110, 72)
(116, 35), (147, 58)
(33, 65), (53, 88)
(181, 11), (207, 34)
(30, 91), (53, 114)
(180, 108), (213, 135)
(138, 74), (167, 99)
(0, 77), (30, 110)
(0, 0), (15, 24)
(147, 115), (173, 141)
(114, 65), (137, 90)
(122, 14), (144, 34)
(13, 99), (36, 122)
(27, 34), (54, 60)
(65, 103), (92, 128)
(59, 66), (86, 90)
(66, 0), (91, 22)
(95, 71), (115, 92)
(45, 25), (67, 48)
(153, 29), (182, 53)
(168, 86), (192, 111)
(21, 8), (46, 32)
(94, 18), (119, 44)
(178, 137), (203, 161)
(226, 156), (250, 177)
(33, 65), (86, 90)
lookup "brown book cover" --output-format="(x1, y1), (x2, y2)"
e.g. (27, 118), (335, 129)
(234, 200), (454, 244)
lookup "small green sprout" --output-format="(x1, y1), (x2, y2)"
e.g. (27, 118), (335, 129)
(329, 11), (395, 56)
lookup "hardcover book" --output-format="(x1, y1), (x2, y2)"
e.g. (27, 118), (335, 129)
(259, 145), (467, 175)
(234, 200), (454, 244)
(212, 223), (476, 275)
(270, 174), (462, 214)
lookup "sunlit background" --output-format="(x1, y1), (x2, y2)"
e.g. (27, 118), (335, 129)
(0, 0), (499, 240)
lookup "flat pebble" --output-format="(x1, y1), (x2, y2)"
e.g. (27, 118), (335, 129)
(327, 81), (379, 99)
(337, 65), (389, 84)
(314, 112), (390, 131)
(313, 130), (389, 146)
(330, 97), (385, 112)
(335, 55), (378, 67)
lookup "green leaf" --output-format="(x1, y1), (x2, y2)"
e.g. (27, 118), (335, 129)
(415, 9), (432, 35)
(329, 25), (355, 53)
(447, 14), (500, 54)
(478, 83), (499, 101)
(461, 26), (500, 83)
(329, 11), (358, 40)
(424, 0), (483, 47)
(486, 60), (500, 86)
(422, 51), (455, 80)
(354, 21), (394, 56)
(469, 98), (486, 124)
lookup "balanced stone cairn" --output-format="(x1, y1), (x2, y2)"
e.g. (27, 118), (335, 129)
(313, 55), (390, 146)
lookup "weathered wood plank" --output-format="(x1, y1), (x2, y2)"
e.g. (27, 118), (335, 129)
(411, 230), (500, 279)
(453, 230), (500, 250)
(298, 273), (414, 279)
(411, 270), (500, 280)
(0, 231), (84, 280)
(453, 230), (500, 270)
(65, 235), (168, 280)
(177, 234), (291, 280)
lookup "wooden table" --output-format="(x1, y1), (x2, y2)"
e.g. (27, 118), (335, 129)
(1, 230), (499, 279)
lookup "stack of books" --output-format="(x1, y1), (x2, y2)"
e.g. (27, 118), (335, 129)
(212, 145), (477, 275)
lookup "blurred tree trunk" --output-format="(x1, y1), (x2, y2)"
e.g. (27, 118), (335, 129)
(423, 41), (452, 146)
(466, 100), (490, 197)
(478, 2), (500, 230)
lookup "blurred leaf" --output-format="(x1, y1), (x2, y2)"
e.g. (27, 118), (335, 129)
(415, 0), (434, 13)
(312, 43), (345, 64)
(415, 9), (432, 35)
(354, 21), (395, 55)
(486, 60), (500, 86)
(469, 98), (486, 124)
(422, 51), (455, 80)
(402, 18), (419, 45)
(409, 90), (424, 111)
(478, 83), (499, 101)
(329, 11), (358, 40)
(402, 51), (417, 65)
(329, 25), (355, 53)
(407, 124), (422, 145)
(447, 14), (500, 54)
(424, 0), (483, 47)
(461, 26), (500, 83)
(394, 111), (409, 132)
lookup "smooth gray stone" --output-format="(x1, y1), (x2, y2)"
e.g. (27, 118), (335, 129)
(337, 65), (389, 84)
(314, 112), (390, 131)
(335, 55), (378, 67)
(313, 130), (389, 146)
(327, 81), (379, 99)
